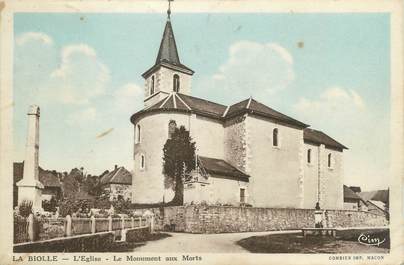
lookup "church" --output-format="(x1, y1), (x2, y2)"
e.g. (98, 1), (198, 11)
(130, 9), (347, 210)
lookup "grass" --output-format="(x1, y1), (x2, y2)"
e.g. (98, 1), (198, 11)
(237, 232), (389, 254)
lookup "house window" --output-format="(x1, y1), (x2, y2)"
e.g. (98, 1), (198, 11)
(150, 75), (155, 95)
(140, 154), (145, 169)
(307, 149), (311, 164)
(272, 128), (279, 147)
(240, 188), (246, 203)
(173, 74), (180, 92)
(168, 120), (177, 138)
(328, 153), (332, 168)
(136, 124), (141, 143)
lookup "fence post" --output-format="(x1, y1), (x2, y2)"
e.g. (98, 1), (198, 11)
(150, 214), (155, 233)
(131, 217), (134, 229)
(138, 216), (142, 227)
(65, 215), (72, 237)
(27, 213), (34, 242)
(121, 216), (125, 230)
(91, 216), (96, 234)
(108, 215), (112, 232)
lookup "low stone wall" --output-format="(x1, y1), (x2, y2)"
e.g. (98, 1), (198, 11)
(126, 227), (151, 242)
(13, 231), (114, 252)
(133, 206), (388, 234)
(325, 210), (388, 228)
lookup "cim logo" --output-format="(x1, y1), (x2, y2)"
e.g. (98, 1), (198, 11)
(357, 233), (386, 246)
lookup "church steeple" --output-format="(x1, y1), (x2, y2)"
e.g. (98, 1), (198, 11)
(155, 20), (181, 66)
(142, 0), (194, 108)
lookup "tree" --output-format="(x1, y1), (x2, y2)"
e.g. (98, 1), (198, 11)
(163, 126), (196, 205)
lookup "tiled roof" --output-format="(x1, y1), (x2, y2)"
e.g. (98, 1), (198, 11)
(131, 94), (307, 129)
(99, 166), (132, 185)
(359, 190), (389, 204)
(13, 162), (62, 188)
(343, 185), (365, 202)
(198, 156), (250, 182)
(304, 128), (348, 150)
(226, 98), (308, 128)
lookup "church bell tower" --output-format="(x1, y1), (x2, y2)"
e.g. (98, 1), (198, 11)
(142, 0), (194, 108)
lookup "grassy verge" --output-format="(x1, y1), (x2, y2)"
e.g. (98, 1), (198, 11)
(237, 232), (389, 254)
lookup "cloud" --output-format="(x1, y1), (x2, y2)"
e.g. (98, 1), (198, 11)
(15, 32), (54, 46)
(294, 87), (366, 116)
(113, 83), (144, 114)
(49, 44), (110, 104)
(210, 41), (295, 96)
(66, 107), (97, 126)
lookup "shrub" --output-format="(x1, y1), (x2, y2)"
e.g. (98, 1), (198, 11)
(18, 200), (33, 217)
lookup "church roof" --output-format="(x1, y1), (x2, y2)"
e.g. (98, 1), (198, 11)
(304, 128), (348, 150)
(99, 166), (132, 186)
(142, 20), (194, 78)
(131, 94), (348, 151)
(226, 98), (308, 128)
(131, 93), (307, 128)
(198, 156), (250, 182)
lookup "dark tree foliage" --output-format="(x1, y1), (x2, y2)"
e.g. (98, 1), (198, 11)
(163, 126), (196, 205)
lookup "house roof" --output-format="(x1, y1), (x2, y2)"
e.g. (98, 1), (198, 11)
(343, 185), (366, 203)
(359, 190), (389, 204)
(304, 128), (348, 151)
(13, 162), (62, 188)
(198, 156), (250, 182)
(142, 20), (194, 78)
(99, 166), (132, 185)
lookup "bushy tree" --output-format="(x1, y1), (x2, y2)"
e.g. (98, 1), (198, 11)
(163, 126), (196, 205)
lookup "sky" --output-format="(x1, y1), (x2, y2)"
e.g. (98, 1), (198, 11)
(13, 12), (390, 191)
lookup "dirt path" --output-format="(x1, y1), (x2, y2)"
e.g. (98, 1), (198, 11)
(132, 230), (300, 253)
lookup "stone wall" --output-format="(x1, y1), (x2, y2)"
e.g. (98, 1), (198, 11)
(224, 115), (247, 172)
(134, 206), (388, 234)
(325, 210), (388, 228)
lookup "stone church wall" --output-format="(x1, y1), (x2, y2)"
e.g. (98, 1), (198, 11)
(321, 147), (344, 209)
(191, 115), (224, 159)
(224, 115), (247, 171)
(303, 143), (320, 208)
(132, 112), (226, 204)
(246, 115), (303, 208)
(133, 205), (388, 233)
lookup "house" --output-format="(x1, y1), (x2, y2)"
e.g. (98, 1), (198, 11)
(130, 9), (347, 209)
(359, 189), (389, 215)
(13, 162), (62, 207)
(99, 165), (132, 201)
(343, 185), (367, 211)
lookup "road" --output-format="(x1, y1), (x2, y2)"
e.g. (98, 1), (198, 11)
(133, 230), (300, 253)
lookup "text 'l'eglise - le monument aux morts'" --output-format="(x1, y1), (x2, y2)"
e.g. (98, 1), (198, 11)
(130, 7), (348, 210)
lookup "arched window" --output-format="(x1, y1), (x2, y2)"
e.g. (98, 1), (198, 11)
(140, 154), (145, 169)
(272, 128), (278, 147)
(173, 74), (180, 92)
(168, 120), (177, 139)
(328, 153), (332, 168)
(150, 75), (155, 95)
(136, 124), (141, 143)
(307, 149), (311, 164)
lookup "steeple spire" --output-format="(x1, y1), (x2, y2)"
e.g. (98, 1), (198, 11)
(167, 0), (173, 20)
(141, 0), (194, 80)
(155, 19), (180, 65)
